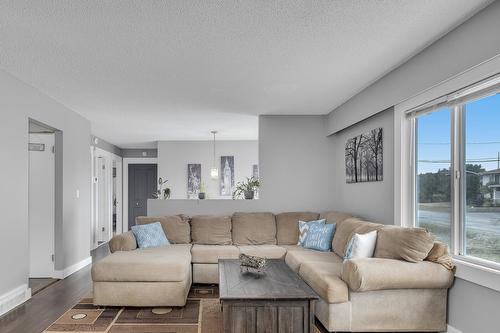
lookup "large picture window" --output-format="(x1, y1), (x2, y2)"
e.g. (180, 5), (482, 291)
(411, 79), (500, 267)
(415, 108), (452, 246)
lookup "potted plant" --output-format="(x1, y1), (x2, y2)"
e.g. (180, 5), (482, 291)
(152, 177), (171, 199)
(198, 183), (206, 200)
(232, 177), (260, 200)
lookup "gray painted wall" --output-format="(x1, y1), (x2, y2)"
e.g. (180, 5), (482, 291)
(149, 115), (337, 215)
(157, 140), (258, 199)
(326, 0), (500, 135)
(0, 69), (91, 296)
(330, 108), (394, 224)
(258, 115), (336, 212)
(325, 2), (500, 332)
(122, 148), (158, 158)
(448, 278), (500, 333)
(91, 135), (122, 156)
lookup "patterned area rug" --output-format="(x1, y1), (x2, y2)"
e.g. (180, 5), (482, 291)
(44, 284), (323, 333)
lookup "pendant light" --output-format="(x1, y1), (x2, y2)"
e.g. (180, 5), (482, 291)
(210, 130), (219, 179)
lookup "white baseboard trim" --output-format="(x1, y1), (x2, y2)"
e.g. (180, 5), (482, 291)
(0, 284), (31, 317)
(446, 324), (463, 333)
(54, 256), (92, 279)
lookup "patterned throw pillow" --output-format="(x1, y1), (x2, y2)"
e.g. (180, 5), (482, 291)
(344, 230), (378, 260)
(303, 223), (336, 252)
(297, 219), (326, 246)
(131, 222), (170, 249)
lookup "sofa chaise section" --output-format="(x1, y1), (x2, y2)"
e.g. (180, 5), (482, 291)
(92, 215), (193, 307)
(92, 245), (192, 306)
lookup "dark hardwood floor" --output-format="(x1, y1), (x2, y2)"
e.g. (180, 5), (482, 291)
(29, 278), (59, 296)
(0, 243), (110, 333)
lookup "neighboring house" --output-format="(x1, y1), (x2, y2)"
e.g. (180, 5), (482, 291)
(480, 169), (500, 203)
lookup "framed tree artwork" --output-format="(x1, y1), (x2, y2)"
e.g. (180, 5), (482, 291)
(187, 163), (201, 198)
(345, 128), (383, 183)
(220, 156), (235, 196)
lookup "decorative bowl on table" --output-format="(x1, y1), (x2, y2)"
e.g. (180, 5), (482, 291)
(239, 253), (267, 274)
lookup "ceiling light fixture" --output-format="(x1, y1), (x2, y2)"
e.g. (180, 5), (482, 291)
(210, 130), (219, 179)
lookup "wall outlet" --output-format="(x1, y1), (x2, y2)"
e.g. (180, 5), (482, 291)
(76, 189), (80, 198)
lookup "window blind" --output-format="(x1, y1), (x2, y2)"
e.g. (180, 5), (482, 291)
(405, 73), (500, 119)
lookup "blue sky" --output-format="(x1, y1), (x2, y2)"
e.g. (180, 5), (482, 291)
(417, 93), (500, 174)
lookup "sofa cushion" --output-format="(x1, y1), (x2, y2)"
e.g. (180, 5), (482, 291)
(342, 258), (454, 291)
(299, 262), (348, 304)
(374, 226), (435, 262)
(285, 247), (343, 273)
(319, 210), (354, 225)
(131, 222), (170, 249)
(238, 245), (287, 259)
(332, 218), (383, 258)
(275, 212), (320, 245)
(280, 245), (309, 252)
(92, 244), (192, 282)
(136, 216), (191, 244)
(190, 215), (232, 245)
(232, 212), (277, 245)
(298, 219), (326, 246)
(191, 244), (239, 263)
(108, 231), (137, 253)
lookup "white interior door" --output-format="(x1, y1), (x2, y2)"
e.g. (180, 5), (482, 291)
(29, 133), (55, 278)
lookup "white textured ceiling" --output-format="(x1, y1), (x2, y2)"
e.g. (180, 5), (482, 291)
(0, 0), (491, 147)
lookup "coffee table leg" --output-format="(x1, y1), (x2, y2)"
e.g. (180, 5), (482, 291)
(309, 300), (315, 333)
(222, 302), (231, 333)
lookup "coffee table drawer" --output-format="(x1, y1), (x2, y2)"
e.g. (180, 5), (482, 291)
(221, 299), (315, 333)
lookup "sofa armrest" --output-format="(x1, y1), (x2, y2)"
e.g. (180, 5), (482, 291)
(108, 231), (137, 253)
(342, 258), (454, 292)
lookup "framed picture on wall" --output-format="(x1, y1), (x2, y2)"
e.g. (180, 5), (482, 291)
(252, 164), (259, 179)
(187, 163), (201, 199)
(252, 164), (259, 198)
(220, 156), (235, 196)
(345, 128), (383, 183)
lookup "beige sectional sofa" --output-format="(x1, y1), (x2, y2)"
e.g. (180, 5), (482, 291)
(92, 211), (455, 332)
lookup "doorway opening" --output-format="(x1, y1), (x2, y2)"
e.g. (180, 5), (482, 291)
(91, 147), (122, 249)
(28, 119), (60, 293)
(127, 164), (157, 230)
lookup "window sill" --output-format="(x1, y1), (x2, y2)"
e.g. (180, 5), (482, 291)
(453, 257), (500, 292)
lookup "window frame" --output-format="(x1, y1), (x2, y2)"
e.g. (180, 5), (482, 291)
(411, 85), (500, 269)
(394, 57), (500, 291)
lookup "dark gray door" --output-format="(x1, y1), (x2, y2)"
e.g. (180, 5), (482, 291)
(128, 164), (157, 230)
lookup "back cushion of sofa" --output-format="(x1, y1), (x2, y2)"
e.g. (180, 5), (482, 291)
(319, 210), (354, 226)
(332, 218), (383, 257)
(191, 215), (232, 245)
(135, 216), (191, 244)
(374, 226), (436, 262)
(232, 212), (277, 245)
(275, 212), (320, 245)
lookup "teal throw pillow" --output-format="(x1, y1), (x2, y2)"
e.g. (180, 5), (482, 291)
(131, 222), (170, 249)
(303, 223), (336, 252)
(297, 219), (326, 246)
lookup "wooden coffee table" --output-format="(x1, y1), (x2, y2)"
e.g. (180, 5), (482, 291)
(218, 259), (318, 333)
